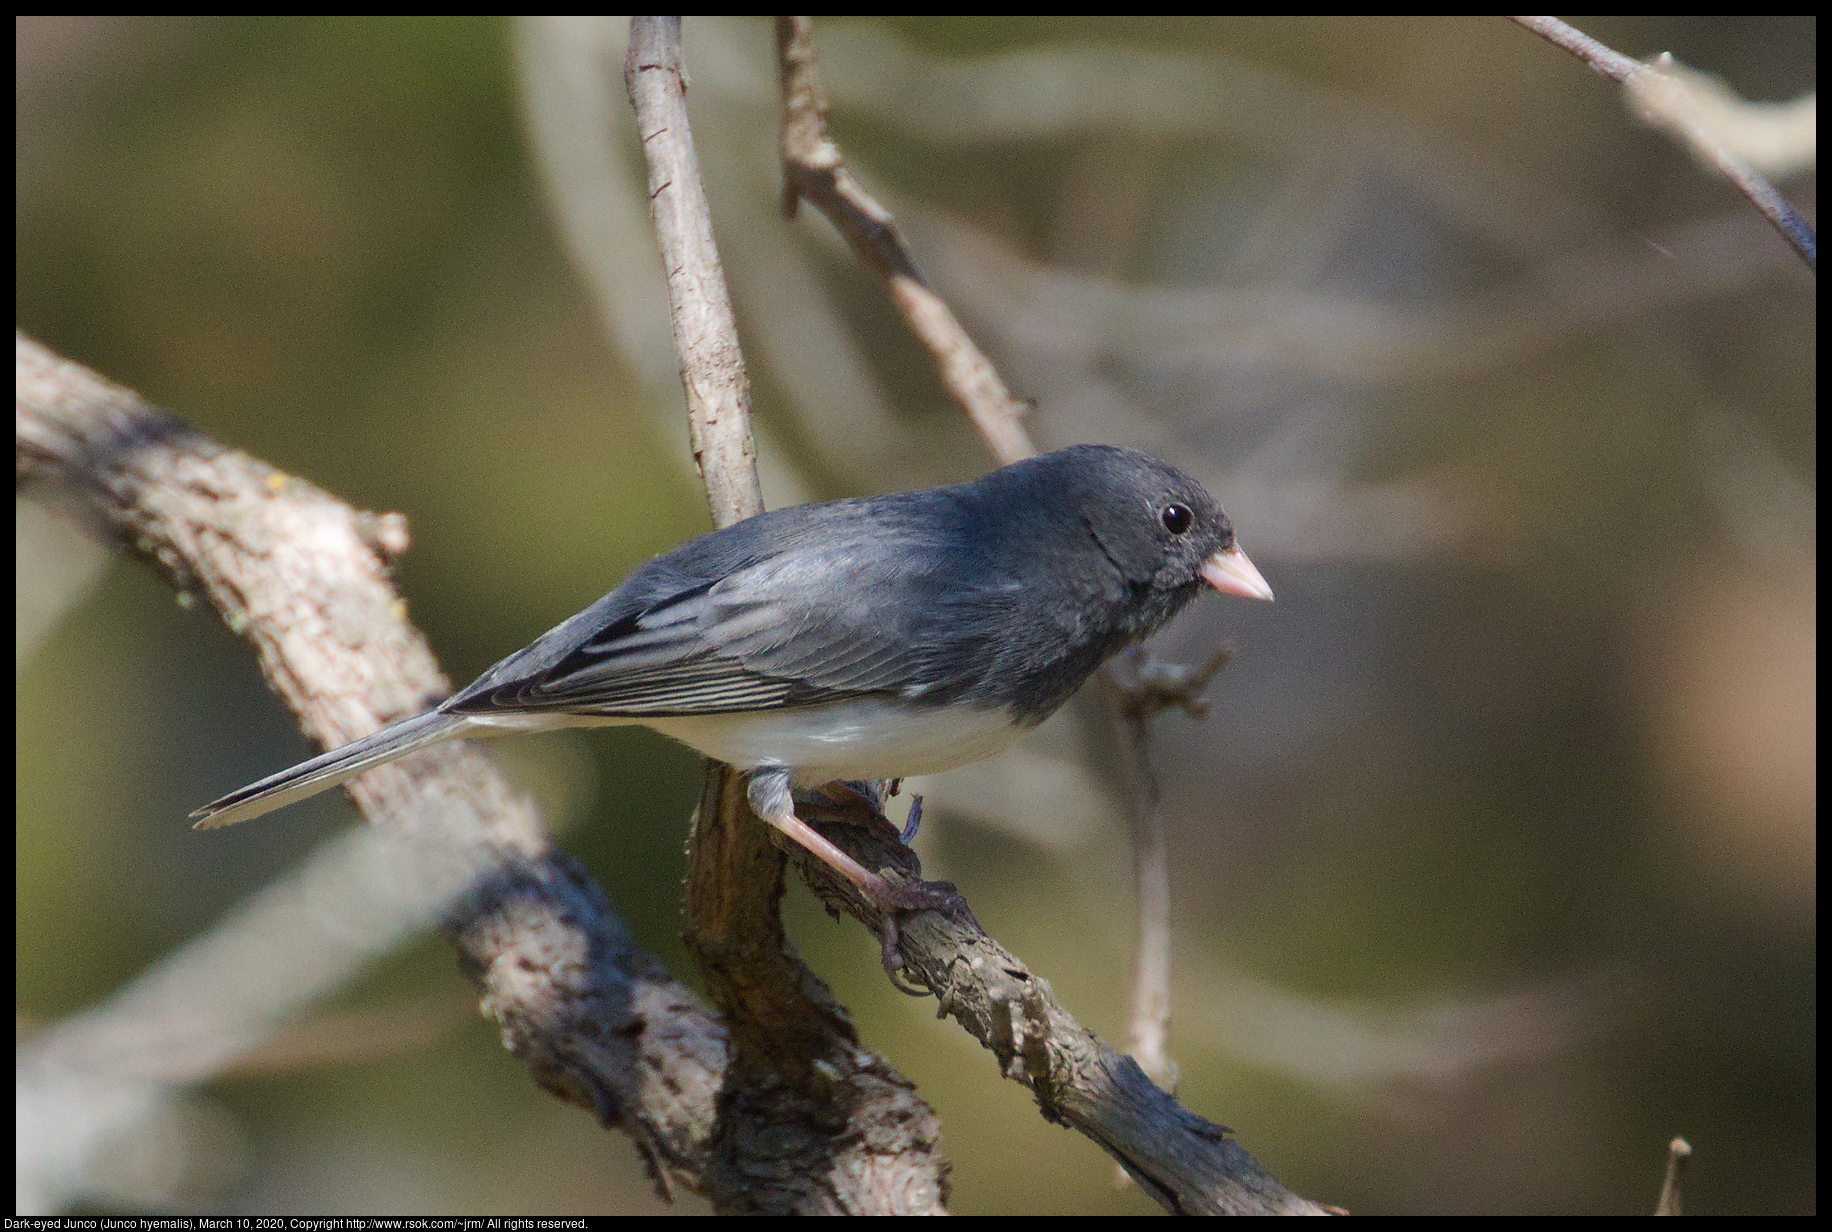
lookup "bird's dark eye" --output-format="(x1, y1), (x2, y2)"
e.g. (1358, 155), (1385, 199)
(1161, 503), (1193, 535)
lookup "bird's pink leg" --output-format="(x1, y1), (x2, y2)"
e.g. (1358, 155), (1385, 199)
(747, 767), (958, 994)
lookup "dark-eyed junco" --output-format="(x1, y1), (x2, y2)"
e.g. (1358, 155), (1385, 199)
(193, 444), (1272, 914)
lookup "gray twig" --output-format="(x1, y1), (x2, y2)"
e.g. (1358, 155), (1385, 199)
(1103, 642), (1236, 1098)
(775, 15), (1036, 465)
(1654, 1136), (1692, 1216)
(1508, 16), (1814, 270)
(625, 16), (765, 527)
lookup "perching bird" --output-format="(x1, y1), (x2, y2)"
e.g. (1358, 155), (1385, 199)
(193, 444), (1273, 919)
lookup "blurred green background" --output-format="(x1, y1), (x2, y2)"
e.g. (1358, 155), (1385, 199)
(17, 16), (1814, 1215)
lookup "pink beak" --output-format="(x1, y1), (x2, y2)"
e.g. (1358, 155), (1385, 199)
(1198, 544), (1275, 602)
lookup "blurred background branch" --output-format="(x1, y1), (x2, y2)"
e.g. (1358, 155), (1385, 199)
(1509, 15), (1815, 268)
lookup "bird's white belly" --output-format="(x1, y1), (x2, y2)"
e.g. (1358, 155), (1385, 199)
(635, 699), (1026, 786)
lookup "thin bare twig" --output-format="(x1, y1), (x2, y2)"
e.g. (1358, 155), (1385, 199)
(1654, 1136), (1692, 1216)
(775, 15), (1036, 465)
(1508, 16), (1815, 270)
(626, 18), (764, 527)
(1103, 644), (1237, 1095)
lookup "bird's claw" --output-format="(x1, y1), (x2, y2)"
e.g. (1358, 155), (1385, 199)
(868, 877), (963, 997)
(899, 793), (924, 843)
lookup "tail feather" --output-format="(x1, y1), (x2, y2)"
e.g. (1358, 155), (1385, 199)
(190, 710), (471, 829)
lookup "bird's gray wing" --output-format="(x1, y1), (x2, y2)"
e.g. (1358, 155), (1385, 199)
(446, 536), (1019, 718)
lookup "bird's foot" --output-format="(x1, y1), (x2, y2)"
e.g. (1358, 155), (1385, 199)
(749, 767), (958, 996)
(863, 876), (964, 997)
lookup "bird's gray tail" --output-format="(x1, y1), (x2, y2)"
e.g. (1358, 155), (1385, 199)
(190, 709), (471, 830)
